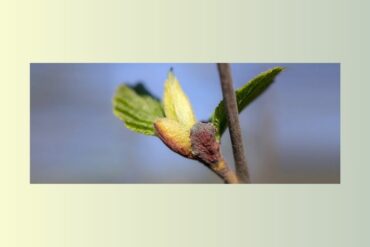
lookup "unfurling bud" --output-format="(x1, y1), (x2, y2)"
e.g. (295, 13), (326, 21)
(154, 70), (197, 158)
(153, 70), (238, 183)
(154, 118), (193, 158)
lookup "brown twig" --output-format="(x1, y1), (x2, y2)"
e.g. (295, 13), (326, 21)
(217, 63), (250, 183)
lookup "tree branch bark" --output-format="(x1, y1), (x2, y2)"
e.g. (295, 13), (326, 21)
(217, 63), (250, 183)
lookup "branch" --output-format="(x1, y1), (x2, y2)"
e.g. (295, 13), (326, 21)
(217, 63), (250, 183)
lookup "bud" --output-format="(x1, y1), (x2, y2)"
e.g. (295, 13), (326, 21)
(154, 118), (193, 158)
(154, 70), (198, 158)
(190, 122), (221, 165)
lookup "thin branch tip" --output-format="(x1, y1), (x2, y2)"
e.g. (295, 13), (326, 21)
(217, 63), (250, 183)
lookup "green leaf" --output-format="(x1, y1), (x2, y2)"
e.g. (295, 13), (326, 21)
(211, 66), (284, 139)
(113, 83), (164, 135)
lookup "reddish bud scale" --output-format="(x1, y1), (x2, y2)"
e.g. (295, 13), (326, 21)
(190, 122), (222, 165)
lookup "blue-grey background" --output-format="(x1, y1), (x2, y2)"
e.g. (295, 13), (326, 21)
(31, 63), (340, 183)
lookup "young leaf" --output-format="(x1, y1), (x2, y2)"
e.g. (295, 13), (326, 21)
(163, 70), (197, 129)
(113, 83), (164, 135)
(211, 66), (284, 139)
(154, 118), (192, 157)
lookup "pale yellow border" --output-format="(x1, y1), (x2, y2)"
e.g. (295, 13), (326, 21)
(2, 0), (369, 246)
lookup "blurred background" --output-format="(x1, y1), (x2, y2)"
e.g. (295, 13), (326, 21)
(31, 63), (340, 183)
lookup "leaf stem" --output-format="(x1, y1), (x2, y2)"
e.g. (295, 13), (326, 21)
(217, 63), (250, 183)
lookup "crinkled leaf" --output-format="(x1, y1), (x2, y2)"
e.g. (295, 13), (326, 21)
(113, 83), (164, 135)
(211, 66), (284, 139)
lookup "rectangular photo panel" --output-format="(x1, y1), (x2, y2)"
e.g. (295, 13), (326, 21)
(30, 63), (340, 183)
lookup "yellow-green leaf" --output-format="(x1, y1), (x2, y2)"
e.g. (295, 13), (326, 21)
(163, 70), (196, 129)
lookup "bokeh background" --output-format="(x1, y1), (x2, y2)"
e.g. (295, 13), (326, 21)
(31, 63), (339, 183)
